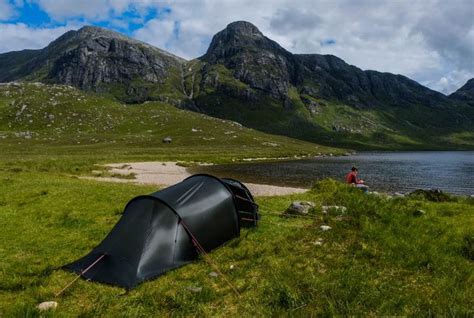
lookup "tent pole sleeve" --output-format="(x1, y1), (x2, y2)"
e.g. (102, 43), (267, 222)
(234, 194), (259, 207)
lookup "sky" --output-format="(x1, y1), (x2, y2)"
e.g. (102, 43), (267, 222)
(0, 0), (473, 95)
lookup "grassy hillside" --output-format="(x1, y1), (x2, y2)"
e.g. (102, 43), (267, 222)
(187, 62), (474, 150)
(0, 172), (472, 316)
(0, 82), (341, 166)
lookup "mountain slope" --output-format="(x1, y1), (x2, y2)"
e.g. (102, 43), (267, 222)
(187, 21), (473, 149)
(0, 22), (473, 150)
(0, 82), (339, 160)
(199, 21), (450, 110)
(0, 26), (185, 103)
(200, 21), (299, 100)
(450, 78), (474, 104)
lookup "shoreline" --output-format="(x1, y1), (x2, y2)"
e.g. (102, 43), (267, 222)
(83, 161), (308, 197)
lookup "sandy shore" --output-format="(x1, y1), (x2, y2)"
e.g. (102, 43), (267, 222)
(83, 161), (308, 196)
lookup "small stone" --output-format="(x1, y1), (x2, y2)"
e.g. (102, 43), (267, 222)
(313, 239), (324, 246)
(284, 201), (315, 216)
(37, 301), (58, 311)
(209, 271), (218, 277)
(413, 209), (426, 216)
(321, 205), (347, 214)
(187, 286), (202, 293)
(320, 225), (332, 231)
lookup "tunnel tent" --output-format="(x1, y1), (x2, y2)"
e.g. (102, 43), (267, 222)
(64, 174), (258, 289)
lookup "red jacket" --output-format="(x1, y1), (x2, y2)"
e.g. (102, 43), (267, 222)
(346, 171), (360, 184)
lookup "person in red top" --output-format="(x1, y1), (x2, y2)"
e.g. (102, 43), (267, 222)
(346, 167), (368, 191)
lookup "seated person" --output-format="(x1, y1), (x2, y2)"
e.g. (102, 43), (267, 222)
(346, 167), (369, 191)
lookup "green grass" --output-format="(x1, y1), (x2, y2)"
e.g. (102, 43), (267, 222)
(0, 82), (342, 167)
(0, 174), (472, 316)
(0, 82), (472, 316)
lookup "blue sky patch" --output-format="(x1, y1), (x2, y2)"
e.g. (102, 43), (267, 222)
(320, 38), (336, 46)
(4, 1), (51, 27)
(2, 1), (171, 37)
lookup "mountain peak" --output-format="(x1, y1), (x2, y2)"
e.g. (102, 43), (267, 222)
(450, 78), (474, 102)
(200, 20), (296, 99)
(75, 25), (129, 40)
(77, 25), (105, 32)
(224, 21), (263, 36)
(202, 20), (288, 62)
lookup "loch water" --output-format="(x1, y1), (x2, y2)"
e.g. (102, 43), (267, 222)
(192, 151), (474, 195)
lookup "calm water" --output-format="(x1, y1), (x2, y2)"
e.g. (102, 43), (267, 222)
(192, 151), (474, 195)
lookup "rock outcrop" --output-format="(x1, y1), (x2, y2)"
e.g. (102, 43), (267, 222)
(200, 21), (299, 100)
(199, 21), (450, 109)
(0, 26), (184, 102)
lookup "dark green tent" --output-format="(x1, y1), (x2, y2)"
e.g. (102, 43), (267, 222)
(64, 174), (258, 289)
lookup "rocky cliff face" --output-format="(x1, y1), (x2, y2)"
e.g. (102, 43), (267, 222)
(296, 54), (449, 108)
(0, 26), (184, 102)
(48, 27), (183, 90)
(199, 21), (449, 109)
(200, 21), (299, 100)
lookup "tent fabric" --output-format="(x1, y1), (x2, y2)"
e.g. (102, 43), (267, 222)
(64, 174), (258, 289)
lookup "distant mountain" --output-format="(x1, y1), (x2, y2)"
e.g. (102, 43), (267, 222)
(450, 79), (474, 104)
(199, 21), (450, 109)
(0, 26), (184, 103)
(0, 22), (473, 149)
(189, 21), (473, 149)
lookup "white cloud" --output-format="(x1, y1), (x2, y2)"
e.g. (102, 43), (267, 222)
(0, 0), (17, 20)
(422, 69), (473, 95)
(33, 0), (122, 21)
(32, 0), (156, 22)
(0, 23), (81, 53)
(134, 19), (176, 51)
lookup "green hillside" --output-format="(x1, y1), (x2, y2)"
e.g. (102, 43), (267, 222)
(187, 61), (474, 150)
(0, 82), (341, 165)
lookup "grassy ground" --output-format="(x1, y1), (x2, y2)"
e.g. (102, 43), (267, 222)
(0, 82), (472, 316)
(0, 170), (472, 316)
(0, 82), (342, 167)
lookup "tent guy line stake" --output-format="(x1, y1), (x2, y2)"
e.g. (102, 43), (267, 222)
(54, 254), (106, 297)
(179, 220), (241, 297)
